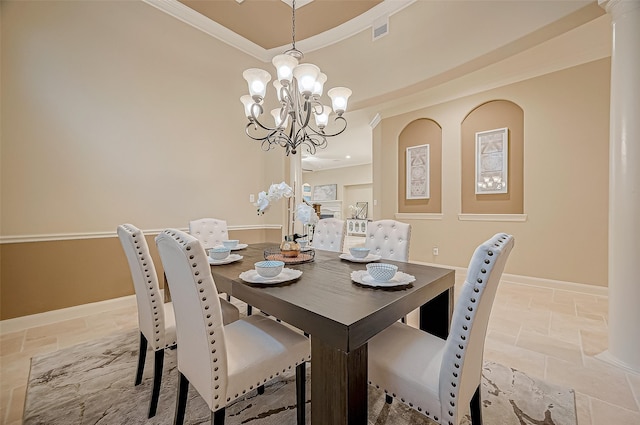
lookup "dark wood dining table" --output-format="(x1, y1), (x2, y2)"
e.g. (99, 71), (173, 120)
(209, 243), (455, 425)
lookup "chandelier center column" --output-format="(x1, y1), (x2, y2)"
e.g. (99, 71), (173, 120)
(598, 0), (640, 373)
(290, 152), (303, 236)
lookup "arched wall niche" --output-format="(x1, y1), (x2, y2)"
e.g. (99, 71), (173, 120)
(461, 100), (524, 214)
(397, 118), (442, 213)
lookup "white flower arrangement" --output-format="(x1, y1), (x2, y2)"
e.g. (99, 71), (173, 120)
(296, 202), (319, 225)
(254, 181), (319, 225)
(255, 181), (293, 214)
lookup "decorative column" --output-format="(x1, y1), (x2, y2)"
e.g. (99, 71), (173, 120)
(598, 0), (640, 373)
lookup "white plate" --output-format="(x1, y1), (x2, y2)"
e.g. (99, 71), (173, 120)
(208, 254), (243, 265)
(339, 253), (382, 263)
(350, 270), (416, 288)
(239, 268), (303, 285)
(230, 243), (248, 251)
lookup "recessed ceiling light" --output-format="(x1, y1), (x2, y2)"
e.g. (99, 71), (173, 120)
(345, 155), (351, 159)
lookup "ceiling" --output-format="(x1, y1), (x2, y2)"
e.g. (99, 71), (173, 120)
(147, 0), (607, 171)
(178, 0), (383, 50)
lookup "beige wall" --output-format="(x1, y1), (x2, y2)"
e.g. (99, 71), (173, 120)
(0, 1), (286, 238)
(0, 1), (612, 319)
(0, 1), (288, 318)
(375, 59), (610, 286)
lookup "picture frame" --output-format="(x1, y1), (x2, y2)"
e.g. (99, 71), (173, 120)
(312, 184), (337, 201)
(406, 144), (430, 200)
(475, 127), (508, 194)
(302, 183), (312, 203)
(355, 202), (368, 219)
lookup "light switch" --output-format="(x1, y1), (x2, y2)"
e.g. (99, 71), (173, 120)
(249, 194), (255, 203)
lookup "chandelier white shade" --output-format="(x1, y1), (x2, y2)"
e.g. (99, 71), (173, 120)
(240, 0), (351, 155)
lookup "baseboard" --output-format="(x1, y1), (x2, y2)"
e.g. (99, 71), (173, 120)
(596, 350), (640, 375)
(0, 295), (137, 335)
(410, 260), (608, 296)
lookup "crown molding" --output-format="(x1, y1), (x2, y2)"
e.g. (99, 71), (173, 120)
(142, 0), (415, 62)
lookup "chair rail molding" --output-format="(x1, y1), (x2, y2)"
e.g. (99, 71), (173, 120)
(458, 213), (528, 222)
(0, 224), (283, 244)
(394, 213), (443, 220)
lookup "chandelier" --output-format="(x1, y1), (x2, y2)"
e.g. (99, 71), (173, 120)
(240, 0), (352, 156)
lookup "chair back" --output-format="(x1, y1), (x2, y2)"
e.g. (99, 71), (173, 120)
(117, 224), (170, 350)
(155, 229), (228, 412)
(312, 218), (345, 252)
(364, 219), (411, 262)
(189, 218), (229, 249)
(439, 233), (514, 425)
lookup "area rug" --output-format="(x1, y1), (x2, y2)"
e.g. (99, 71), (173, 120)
(23, 330), (577, 425)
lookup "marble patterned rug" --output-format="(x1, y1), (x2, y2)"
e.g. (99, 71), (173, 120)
(23, 330), (577, 425)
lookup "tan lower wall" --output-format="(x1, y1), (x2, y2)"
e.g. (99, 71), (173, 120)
(0, 228), (281, 320)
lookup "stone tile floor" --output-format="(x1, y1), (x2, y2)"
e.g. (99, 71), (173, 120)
(1, 236), (639, 424)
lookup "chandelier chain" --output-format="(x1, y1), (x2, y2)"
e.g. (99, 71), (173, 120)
(291, 0), (296, 51)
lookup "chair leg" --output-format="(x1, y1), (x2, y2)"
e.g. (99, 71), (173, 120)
(148, 349), (165, 418)
(135, 332), (148, 386)
(295, 362), (306, 425)
(247, 305), (253, 316)
(258, 385), (265, 395)
(212, 408), (225, 425)
(385, 394), (393, 404)
(226, 294), (231, 302)
(401, 316), (406, 324)
(174, 372), (189, 425)
(470, 385), (482, 425)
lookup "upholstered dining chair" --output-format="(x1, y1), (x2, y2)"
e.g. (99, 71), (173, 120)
(117, 224), (239, 419)
(189, 217), (245, 310)
(364, 219), (412, 262)
(311, 217), (346, 252)
(189, 217), (229, 249)
(156, 229), (311, 425)
(367, 233), (515, 425)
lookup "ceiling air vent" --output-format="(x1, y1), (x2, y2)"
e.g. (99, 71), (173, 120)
(372, 14), (389, 41)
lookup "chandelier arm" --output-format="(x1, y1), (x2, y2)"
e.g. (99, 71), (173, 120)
(250, 114), (278, 133)
(305, 115), (348, 138)
(301, 133), (330, 156)
(245, 123), (280, 142)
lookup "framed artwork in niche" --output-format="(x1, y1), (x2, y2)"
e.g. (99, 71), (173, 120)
(313, 184), (337, 201)
(475, 127), (508, 194)
(406, 144), (430, 199)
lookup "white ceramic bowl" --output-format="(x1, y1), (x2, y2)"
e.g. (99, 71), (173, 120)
(366, 263), (398, 282)
(255, 260), (285, 278)
(209, 247), (231, 260)
(349, 247), (370, 259)
(222, 240), (239, 249)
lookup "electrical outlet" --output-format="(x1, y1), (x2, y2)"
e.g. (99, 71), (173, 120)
(433, 247), (439, 256)
(249, 194), (255, 203)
